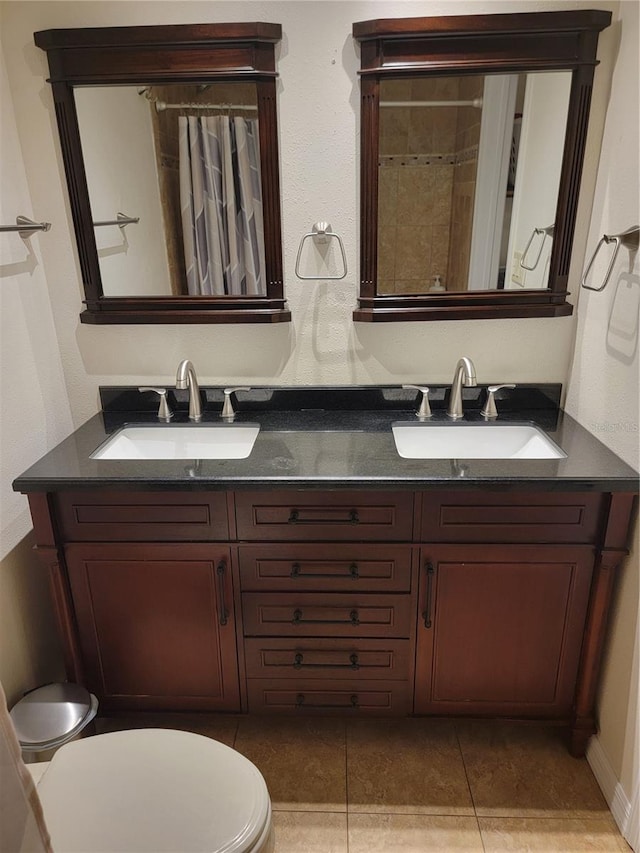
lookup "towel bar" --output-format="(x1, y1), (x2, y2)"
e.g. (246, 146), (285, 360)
(93, 212), (139, 228)
(0, 216), (51, 237)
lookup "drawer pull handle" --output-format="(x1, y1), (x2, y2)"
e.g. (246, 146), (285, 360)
(290, 562), (359, 580)
(423, 561), (435, 629)
(292, 608), (360, 626)
(293, 652), (360, 671)
(295, 693), (359, 709)
(216, 560), (229, 627)
(287, 509), (360, 524)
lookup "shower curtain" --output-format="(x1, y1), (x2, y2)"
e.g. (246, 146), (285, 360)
(179, 115), (266, 296)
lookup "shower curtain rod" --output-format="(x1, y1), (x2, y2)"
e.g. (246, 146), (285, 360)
(137, 88), (258, 113)
(153, 100), (258, 113)
(380, 98), (483, 108)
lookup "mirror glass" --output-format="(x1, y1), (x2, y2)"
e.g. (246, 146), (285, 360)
(377, 71), (571, 295)
(75, 82), (265, 298)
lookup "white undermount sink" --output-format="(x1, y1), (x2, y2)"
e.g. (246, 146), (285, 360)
(392, 423), (566, 460)
(91, 424), (260, 460)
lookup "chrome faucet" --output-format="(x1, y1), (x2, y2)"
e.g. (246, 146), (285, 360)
(175, 359), (202, 422)
(447, 357), (477, 420)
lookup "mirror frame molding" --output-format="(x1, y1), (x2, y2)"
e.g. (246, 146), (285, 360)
(352, 10), (611, 322)
(35, 23), (290, 324)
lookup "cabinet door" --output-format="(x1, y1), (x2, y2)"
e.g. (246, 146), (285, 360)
(65, 543), (240, 711)
(414, 544), (594, 716)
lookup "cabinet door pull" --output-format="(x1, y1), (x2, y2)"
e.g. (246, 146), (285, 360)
(293, 652), (360, 670)
(292, 609), (360, 626)
(290, 562), (359, 579)
(216, 560), (229, 626)
(287, 508), (360, 524)
(295, 693), (359, 709)
(423, 561), (435, 629)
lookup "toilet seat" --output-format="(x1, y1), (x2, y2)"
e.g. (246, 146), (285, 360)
(34, 729), (272, 853)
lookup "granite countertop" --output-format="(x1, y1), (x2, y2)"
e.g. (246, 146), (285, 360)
(12, 385), (640, 493)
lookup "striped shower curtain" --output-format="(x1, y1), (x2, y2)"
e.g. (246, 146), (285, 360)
(179, 115), (266, 296)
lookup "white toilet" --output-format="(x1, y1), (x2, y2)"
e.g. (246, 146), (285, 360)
(28, 728), (274, 853)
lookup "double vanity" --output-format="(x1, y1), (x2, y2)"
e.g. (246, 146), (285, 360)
(13, 381), (638, 757)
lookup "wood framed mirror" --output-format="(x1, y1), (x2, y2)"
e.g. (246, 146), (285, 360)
(352, 10), (611, 322)
(35, 23), (290, 324)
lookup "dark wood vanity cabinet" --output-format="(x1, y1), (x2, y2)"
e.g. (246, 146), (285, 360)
(27, 486), (636, 755)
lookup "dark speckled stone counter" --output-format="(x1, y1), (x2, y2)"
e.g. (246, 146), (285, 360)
(12, 386), (639, 493)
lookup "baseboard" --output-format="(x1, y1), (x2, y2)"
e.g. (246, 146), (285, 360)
(587, 734), (633, 841)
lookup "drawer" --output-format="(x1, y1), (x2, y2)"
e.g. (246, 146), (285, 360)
(244, 638), (410, 680)
(420, 491), (605, 543)
(235, 490), (414, 541)
(55, 491), (229, 541)
(238, 544), (413, 592)
(242, 592), (413, 637)
(247, 679), (410, 715)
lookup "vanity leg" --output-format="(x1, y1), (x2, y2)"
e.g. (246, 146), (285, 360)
(35, 545), (84, 685)
(568, 718), (595, 758)
(28, 493), (85, 685)
(570, 493), (636, 757)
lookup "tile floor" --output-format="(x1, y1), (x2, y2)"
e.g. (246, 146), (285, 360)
(95, 714), (630, 852)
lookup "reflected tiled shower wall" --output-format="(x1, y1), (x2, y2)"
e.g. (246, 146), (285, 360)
(378, 76), (482, 294)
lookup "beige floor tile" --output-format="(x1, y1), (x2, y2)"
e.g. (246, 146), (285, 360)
(456, 721), (609, 818)
(347, 718), (474, 815)
(272, 811), (348, 852)
(94, 712), (238, 745)
(348, 813), (485, 852)
(479, 816), (629, 852)
(234, 716), (347, 812)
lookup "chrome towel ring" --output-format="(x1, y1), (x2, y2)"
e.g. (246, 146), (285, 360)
(295, 222), (347, 280)
(581, 225), (639, 292)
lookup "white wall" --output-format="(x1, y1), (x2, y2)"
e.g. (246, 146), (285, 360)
(0, 0), (619, 427)
(564, 0), (639, 842)
(0, 42), (71, 704)
(506, 72), (572, 290)
(75, 87), (171, 297)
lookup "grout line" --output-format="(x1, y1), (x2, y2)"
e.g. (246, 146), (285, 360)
(345, 719), (350, 852)
(454, 721), (480, 817)
(273, 809), (349, 814)
(476, 814), (488, 853)
(343, 808), (476, 817)
(474, 811), (622, 821)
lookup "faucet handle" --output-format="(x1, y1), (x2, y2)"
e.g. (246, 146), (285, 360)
(138, 387), (173, 422)
(222, 386), (251, 420)
(481, 384), (516, 420)
(402, 384), (432, 419)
